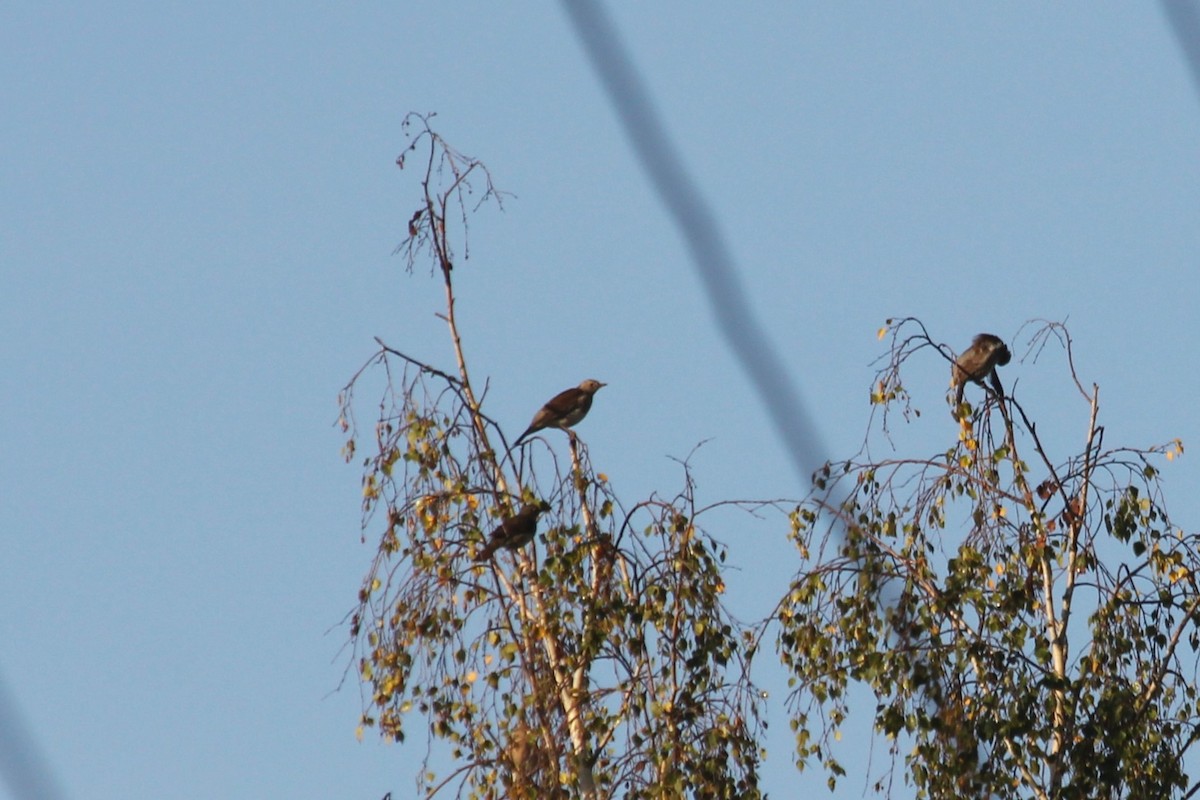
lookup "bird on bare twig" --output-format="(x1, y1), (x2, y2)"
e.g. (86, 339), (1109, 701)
(513, 380), (606, 445)
(950, 333), (1011, 413)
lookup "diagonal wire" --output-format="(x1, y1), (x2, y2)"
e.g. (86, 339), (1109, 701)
(559, 0), (828, 485)
(1161, 0), (1200, 104)
(0, 668), (69, 800)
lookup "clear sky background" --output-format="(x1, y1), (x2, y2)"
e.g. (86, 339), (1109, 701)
(3, 3), (1200, 798)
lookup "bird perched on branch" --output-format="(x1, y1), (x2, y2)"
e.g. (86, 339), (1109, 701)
(951, 333), (1011, 411)
(473, 501), (551, 561)
(513, 379), (606, 445)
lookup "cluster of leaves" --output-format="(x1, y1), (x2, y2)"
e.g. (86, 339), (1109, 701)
(337, 114), (765, 799)
(778, 318), (1198, 799)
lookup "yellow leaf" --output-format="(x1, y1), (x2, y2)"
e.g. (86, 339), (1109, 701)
(995, 563), (1005, 575)
(355, 725), (364, 742)
(597, 472), (608, 483)
(877, 326), (887, 341)
(466, 670), (478, 684)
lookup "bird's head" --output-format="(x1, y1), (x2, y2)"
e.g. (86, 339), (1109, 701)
(518, 500), (552, 516)
(578, 379), (606, 394)
(971, 333), (1011, 365)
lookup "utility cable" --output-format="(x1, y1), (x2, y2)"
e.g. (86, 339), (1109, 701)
(559, 0), (829, 485)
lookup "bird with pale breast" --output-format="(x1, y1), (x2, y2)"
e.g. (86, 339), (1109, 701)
(513, 379), (606, 445)
(950, 333), (1011, 411)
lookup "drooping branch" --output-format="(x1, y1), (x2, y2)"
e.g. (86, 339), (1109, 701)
(777, 318), (1196, 799)
(341, 117), (769, 800)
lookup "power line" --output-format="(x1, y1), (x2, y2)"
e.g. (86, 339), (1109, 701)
(0, 668), (68, 800)
(559, 0), (829, 485)
(1161, 0), (1200, 104)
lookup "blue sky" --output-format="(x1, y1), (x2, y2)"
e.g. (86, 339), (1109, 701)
(3, 3), (1200, 798)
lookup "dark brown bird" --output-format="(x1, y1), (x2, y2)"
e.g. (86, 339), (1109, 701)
(951, 333), (1011, 409)
(513, 379), (606, 445)
(473, 501), (551, 561)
